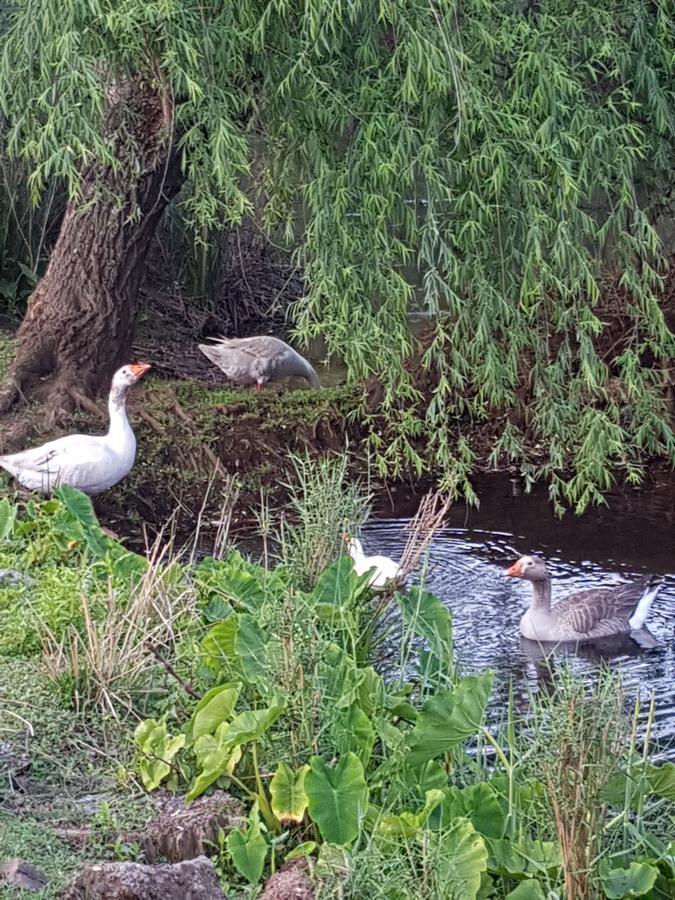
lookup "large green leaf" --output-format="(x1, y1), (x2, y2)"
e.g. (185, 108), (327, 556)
(488, 838), (561, 877)
(322, 644), (385, 717)
(234, 613), (270, 683)
(196, 551), (282, 613)
(218, 704), (284, 747)
(305, 752), (369, 846)
(54, 485), (108, 556)
(0, 497), (17, 541)
(227, 806), (267, 883)
(603, 762), (675, 808)
(647, 763), (675, 802)
(332, 703), (375, 768)
(270, 762), (309, 824)
(406, 672), (494, 766)
(376, 789), (445, 839)
(434, 817), (489, 900)
(602, 861), (659, 898)
(185, 682), (241, 745)
(186, 704), (283, 802)
(397, 587), (454, 665)
(437, 782), (507, 839)
(397, 758), (448, 800)
(186, 725), (242, 801)
(285, 841), (318, 862)
(311, 557), (373, 607)
(134, 719), (186, 792)
(202, 617), (238, 673)
(505, 879), (547, 899)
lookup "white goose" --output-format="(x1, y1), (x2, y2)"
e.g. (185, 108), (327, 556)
(344, 535), (402, 591)
(0, 363), (150, 495)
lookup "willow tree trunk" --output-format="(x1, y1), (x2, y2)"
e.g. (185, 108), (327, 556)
(0, 76), (182, 417)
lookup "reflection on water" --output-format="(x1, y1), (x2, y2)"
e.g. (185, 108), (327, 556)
(362, 473), (675, 760)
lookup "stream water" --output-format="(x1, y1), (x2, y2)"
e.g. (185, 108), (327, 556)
(364, 472), (675, 760)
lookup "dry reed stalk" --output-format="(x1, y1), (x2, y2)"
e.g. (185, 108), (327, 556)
(397, 490), (452, 580)
(535, 677), (625, 900)
(39, 534), (196, 718)
(183, 468), (239, 563)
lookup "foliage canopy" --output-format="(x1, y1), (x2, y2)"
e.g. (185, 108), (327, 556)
(1, 0), (674, 508)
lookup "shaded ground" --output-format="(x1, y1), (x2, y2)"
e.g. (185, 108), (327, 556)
(0, 657), (156, 897)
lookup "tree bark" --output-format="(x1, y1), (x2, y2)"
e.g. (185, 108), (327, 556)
(0, 74), (182, 417)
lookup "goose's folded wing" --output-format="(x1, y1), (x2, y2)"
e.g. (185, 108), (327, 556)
(0, 436), (108, 475)
(0, 443), (62, 472)
(554, 582), (649, 636)
(211, 336), (289, 362)
(199, 343), (259, 380)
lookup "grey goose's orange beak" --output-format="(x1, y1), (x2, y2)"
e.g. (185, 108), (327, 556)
(504, 560), (523, 577)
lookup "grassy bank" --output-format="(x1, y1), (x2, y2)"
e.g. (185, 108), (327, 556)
(2, 325), (674, 542)
(0, 471), (674, 898)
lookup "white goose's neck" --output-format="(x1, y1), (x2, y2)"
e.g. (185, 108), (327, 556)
(107, 384), (133, 449)
(348, 539), (365, 562)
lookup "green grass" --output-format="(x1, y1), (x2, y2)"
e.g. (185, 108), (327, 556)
(0, 557), (90, 656)
(0, 816), (86, 897)
(0, 658), (154, 898)
(0, 332), (14, 382)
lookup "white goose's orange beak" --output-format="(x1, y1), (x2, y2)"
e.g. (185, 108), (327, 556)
(504, 560), (523, 578)
(129, 363), (151, 379)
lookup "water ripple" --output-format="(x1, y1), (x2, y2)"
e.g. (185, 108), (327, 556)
(362, 509), (675, 760)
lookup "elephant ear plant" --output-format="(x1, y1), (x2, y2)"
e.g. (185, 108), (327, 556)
(133, 551), (497, 889)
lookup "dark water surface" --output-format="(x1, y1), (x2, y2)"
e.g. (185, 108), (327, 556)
(364, 472), (675, 759)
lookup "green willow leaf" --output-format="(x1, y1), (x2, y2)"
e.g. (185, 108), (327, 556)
(1, 0), (673, 509)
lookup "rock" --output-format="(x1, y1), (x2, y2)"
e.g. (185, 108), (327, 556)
(260, 859), (314, 900)
(0, 858), (48, 892)
(62, 855), (226, 900)
(0, 740), (30, 782)
(0, 568), (34, 587)
(126, 790), (244, 863)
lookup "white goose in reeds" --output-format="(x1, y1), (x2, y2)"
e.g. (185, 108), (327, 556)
(0, 363), (150, 495)
(344, 535), (402, 591)
(505, 555), (664, 642)
(198, 336), (321, 391)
